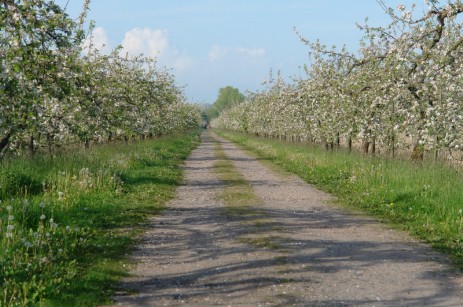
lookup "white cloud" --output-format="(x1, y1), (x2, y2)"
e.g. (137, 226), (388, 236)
(237, 47), (266, 58)
(208, 45), (229, 63)
(172, 52), (193, 72)
(119, 28), (194, 74)
(121, 28), (168, 58)
(208, 45), (266, 63)
(82, 27), (110, 54)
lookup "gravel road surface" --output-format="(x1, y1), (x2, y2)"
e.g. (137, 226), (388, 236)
(113, 132), (463, 306)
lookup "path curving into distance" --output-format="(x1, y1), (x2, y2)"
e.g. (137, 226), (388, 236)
(113, 131), (463, 306)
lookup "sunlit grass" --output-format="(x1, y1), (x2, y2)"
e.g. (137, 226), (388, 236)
(0, 130), (200, 306)
(216, 129), (463, 268)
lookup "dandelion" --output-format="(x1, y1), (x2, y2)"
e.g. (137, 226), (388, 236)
(65, 226), (71, 232)
(46, 232), (50, 238)
(40, 214), (46, 220)
(49, 218), (54, 224)
(58, 191), (65, 200)
(24, 242), (32, 248)
(8, 215), (14, 221)
(39, 202), (46, 208)
(7, 225), (14, 231)
(51, 223), (58, 229)
(6, 205), (12, 212)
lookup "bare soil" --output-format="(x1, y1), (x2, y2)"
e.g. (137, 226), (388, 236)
(113, 132), (463, 306)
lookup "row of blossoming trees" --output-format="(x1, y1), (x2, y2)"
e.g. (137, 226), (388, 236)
(0, 0), (200, 157)
(213, 0), (463, 160)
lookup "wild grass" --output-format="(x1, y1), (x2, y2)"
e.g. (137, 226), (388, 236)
(215, 129), (463, 268)
(0, 130), (200, 306)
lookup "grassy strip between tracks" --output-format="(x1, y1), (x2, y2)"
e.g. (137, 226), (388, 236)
(212, 138), (286, 250)
(215, 129), (463, 269)
(0, 130), (200, 306)
(212, 139), (262, 221)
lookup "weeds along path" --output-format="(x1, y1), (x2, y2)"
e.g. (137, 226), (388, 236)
(113, 131), (463, 306)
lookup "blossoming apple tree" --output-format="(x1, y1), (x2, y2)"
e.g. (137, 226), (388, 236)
(0, 0), (200, 157)
(213, 0), (463, 160)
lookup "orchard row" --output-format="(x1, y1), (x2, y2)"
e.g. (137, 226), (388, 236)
(213, 1), (463, 160)
(0, 0), (200, 157)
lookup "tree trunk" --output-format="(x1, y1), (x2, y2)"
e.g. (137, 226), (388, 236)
(411, 140), (424, 161)
(362, 140), (369, 154)
(29, 135), (36, 155)
(411, 127), (424, 161)
(47, 133), (53, 155)
(434, 136), (440, 162)
(0, 132), (12, 156)
(390, 133), (395, 159)
(411, 111), (426, 161)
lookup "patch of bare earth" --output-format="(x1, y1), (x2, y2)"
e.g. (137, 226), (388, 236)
(113, 132), (463, 306)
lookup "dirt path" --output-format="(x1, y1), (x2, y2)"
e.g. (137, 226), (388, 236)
(113, 132), (463, 306)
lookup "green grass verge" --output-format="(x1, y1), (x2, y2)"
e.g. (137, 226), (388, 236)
(0, 130), (201, 306)
(215, 129), (463, 268)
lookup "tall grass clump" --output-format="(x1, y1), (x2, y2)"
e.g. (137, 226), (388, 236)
(216, 130), (463, 267)
(0, 130), (200, 306)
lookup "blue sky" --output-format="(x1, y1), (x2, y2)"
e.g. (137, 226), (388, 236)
(56, 0), (427, 104)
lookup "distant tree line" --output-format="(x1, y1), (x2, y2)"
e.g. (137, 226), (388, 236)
(203, 86), (245, 122)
